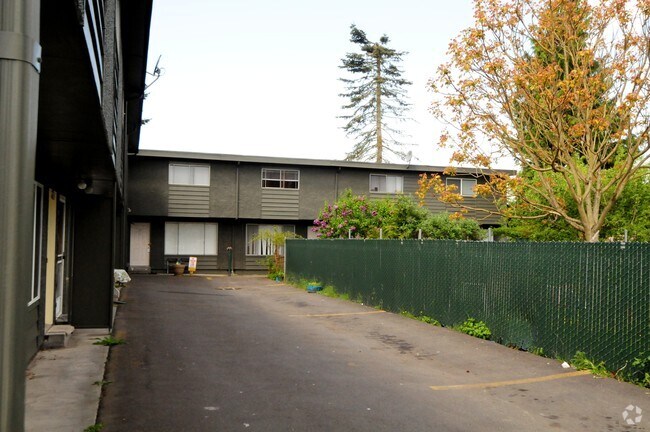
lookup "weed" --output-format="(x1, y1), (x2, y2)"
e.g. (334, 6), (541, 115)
(93, 380), (112, 387)
(84, 424), (104, 432)
(400, 310), (440, 326)
(93, 336), (126, 347)
(627, 351), (650, 388)
(529, 346), (545, 356)
(571, 351), (610, 378)
(455, 318), (492, 340)
(316, 284), (349, 300)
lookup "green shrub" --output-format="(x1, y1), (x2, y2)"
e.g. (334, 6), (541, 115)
(626, 351), (650, 388)
(418, 213), (484, 240)
(455, 318), (492, 339)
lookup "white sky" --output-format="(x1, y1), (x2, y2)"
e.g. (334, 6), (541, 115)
(140, 0), (478, 166)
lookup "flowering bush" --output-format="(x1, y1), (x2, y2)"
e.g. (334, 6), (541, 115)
(313, 190), (427, 239)
(313, 189), (484, 240)
(312, 190), (378, 238)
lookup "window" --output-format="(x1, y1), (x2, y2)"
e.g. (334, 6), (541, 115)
(261, 168), (299, 189)
(446, 178), (477, 196)
(246, 224), (295, 256)
(370, 174), (403, 193)
(169, 163), (210, 186)
(164, 222), (218, 255)
(30, 184), (44, 305)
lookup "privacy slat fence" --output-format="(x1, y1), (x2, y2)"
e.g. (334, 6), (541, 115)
(285, 239), (650, 370)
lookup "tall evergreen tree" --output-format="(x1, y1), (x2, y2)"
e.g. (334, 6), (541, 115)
(339, 25), (412, 163)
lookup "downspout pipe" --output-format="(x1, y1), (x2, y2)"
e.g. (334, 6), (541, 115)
(0, 1), (41, 431)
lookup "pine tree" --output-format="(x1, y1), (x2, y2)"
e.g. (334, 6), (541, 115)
(339, 25), (412, 163)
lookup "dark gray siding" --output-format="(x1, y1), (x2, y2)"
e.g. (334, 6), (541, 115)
(168, 185), (210, 217)
(211, 162), (237, 218)
(71, 196), (114, 328)
(261, 189), (299, 219)
(128, 158), (168, 216)
(299, 166), (337, 219)
(237, 164), (262, 219)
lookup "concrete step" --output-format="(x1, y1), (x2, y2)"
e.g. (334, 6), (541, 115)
(43, 325), (75, 349)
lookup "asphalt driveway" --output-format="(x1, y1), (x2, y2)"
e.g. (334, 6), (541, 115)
(97, 274), (648, 431)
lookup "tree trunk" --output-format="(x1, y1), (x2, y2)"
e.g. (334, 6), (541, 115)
(375, 48), (383, 163)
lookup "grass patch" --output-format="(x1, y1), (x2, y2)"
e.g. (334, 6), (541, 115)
(84, 424), (104, 432)
(288, 277), (351, 301)
(93, 336), (125, 347)
(93, 380), (112, 387)
(321, 285), (349, 300)
(400, 310), (441, 326)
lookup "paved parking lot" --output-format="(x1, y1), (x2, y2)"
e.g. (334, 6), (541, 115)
(97, 274), (648, 431)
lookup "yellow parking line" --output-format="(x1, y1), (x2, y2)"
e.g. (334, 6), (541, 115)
(429, 370), (592, 391)
(290, 310), (386, 318)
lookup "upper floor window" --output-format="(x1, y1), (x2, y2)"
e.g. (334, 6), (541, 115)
(446, 177), (477, 196)
(370, 174), (403, 193)
(169, 163), (210, 186)
(262, 168), (299, 189)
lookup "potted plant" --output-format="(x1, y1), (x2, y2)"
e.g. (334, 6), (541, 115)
(172, 259), (185, 276)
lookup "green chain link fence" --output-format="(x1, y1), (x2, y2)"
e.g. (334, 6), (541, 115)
(286, 239), (650, 370)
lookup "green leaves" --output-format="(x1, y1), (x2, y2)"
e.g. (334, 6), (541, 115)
(455, 318), (492, 340)
(313, 190), (483, 240)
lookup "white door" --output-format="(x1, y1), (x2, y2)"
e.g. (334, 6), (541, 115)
(54, 195), (67, 321)
(130, 223), (150, 272)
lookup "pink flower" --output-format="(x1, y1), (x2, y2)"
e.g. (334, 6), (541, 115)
(371, 211), (378, 216)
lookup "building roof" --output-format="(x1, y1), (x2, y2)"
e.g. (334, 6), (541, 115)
(135, 150), (517, 175)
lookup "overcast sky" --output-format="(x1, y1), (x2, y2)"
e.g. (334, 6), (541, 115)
(139, 0), (479, 166)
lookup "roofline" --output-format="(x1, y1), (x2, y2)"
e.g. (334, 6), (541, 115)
(134, 150), (517, 175)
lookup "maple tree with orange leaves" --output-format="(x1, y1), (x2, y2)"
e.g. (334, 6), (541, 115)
(419, 0), (650, 241)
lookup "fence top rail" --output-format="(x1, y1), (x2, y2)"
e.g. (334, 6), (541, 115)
(286, 238), (649, 248)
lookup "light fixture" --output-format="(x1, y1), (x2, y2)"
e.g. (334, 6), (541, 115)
(77, 179), (88, 190)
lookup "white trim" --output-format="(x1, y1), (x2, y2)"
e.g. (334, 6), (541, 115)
(446, 177), (477, 197)
(369, 173), (404, 194)
(168, 163), (211, 186)
(261, 168), (300, 190)
(29, 183), (44, 306)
